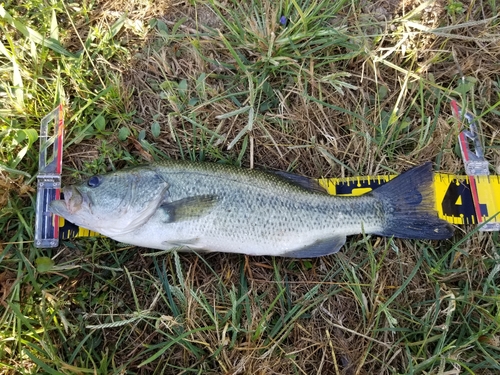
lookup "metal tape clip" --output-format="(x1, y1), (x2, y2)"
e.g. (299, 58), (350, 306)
(34, 104), (64, 247)
(451, 100), (499, 231)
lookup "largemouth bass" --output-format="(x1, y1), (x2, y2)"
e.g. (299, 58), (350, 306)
(49, 161), (453, 257)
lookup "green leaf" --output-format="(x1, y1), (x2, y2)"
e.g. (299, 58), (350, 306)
(94, 115), (106, 131)
(12, 145), (29, 169)
(12, 57), (24, 109)
(10, 129), (38, 168)
(23, 349), (65, 375)
(218, 30), (247, 73)
(0, 162), (31, 177)
(151, 122), (161, 138)
(171, 16), (188, 35)
(36, 257), (55, 273)
(155, 19), (169, 36)
(24, 128), (38, 145)
(178, 79), (188, 97)
(215, 105), (251, 119)
(50, 9), (59, 40)
(195, 73), (207, 100)
(109, 12), (127, 39)
(118, 126), (130, 141)
(378, 85), (389, 100)
(14, 130), (26, 143)
(456, 80), (475, 96)
(138, 129), (146, 141)
(0, 39), (12, 59)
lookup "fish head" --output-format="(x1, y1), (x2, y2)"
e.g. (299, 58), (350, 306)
(50, 167), (169, 236)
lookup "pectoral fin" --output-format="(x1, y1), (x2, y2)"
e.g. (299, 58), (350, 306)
(159, 195), (218, 223)
(283, 235), (346, 258)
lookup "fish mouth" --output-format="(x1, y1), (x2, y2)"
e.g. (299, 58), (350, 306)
(49, 186), (88, 217)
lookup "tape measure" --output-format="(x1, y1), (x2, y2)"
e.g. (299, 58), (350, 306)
(58, 218), (101, 240)
(319, 173), (500, 229)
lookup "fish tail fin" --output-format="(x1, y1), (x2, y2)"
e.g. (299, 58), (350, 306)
(371, 162), (454, 240)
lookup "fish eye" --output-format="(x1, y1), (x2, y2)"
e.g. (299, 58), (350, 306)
(87, 175), (102, 188)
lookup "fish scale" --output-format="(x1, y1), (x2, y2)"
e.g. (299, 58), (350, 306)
(154, 166), (339, 249)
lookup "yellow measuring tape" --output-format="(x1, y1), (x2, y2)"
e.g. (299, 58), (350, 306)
(319, 173), (500, 228)
(59, 218), (100, 239)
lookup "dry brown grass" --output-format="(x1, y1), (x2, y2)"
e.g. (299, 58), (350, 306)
(93, 0), (499, 175)
(2, 0), (500, 373)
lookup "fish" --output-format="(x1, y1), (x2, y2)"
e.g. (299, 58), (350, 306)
(49, 161), (454, 258)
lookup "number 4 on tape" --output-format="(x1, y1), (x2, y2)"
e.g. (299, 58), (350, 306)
(434, 173), (500, 228)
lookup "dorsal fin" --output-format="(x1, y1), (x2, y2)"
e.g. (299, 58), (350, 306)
(270, 170), (327, 194)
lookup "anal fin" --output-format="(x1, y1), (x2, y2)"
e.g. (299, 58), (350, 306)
(283, 235), (346, 258)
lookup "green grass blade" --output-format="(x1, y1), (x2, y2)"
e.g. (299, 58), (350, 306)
(0, 5), (76, 58)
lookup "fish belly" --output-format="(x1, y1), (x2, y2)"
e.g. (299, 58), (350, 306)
(114, 199), (381, 256)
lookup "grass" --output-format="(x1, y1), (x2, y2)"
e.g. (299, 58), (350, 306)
(1, 0), (500, 373)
